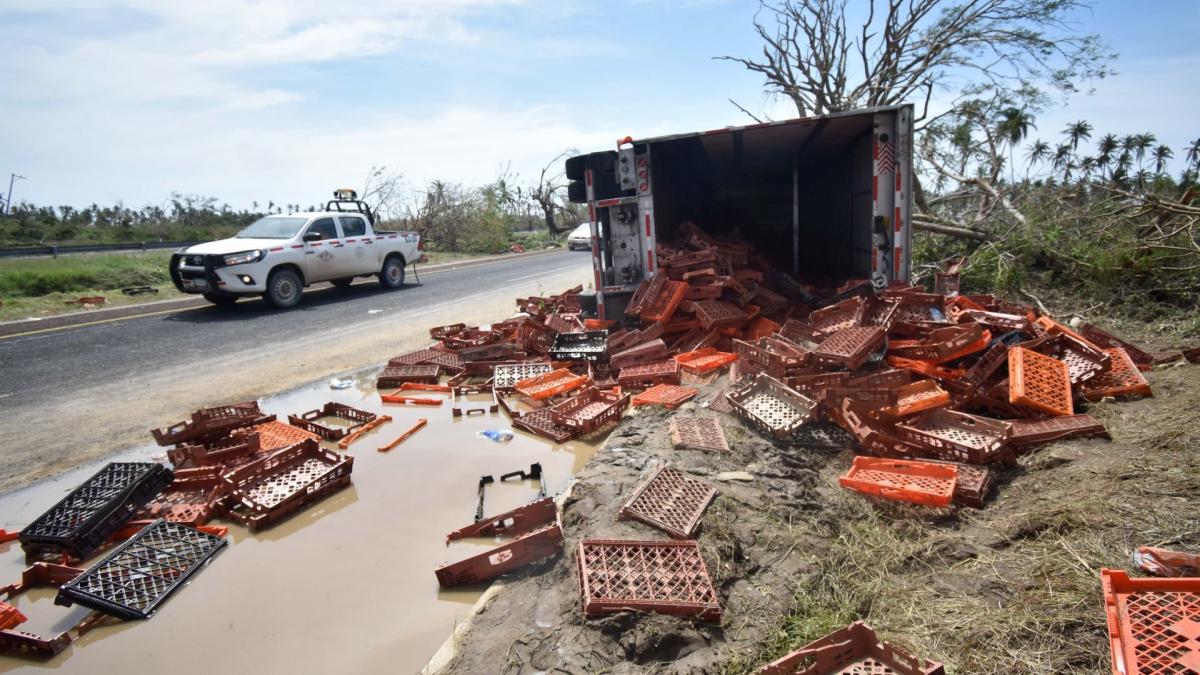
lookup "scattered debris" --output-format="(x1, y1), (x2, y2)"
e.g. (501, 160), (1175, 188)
(435, 524), (563, 588)
(1132, 547), (1200, 578)
(287, 402), (377, 441)
(121, 286), (158, 296)
(668, 416), (729, 452)
(328, 378), (353, 390)
(222, 439), (353, 531)
(379, 418), (428, 452)
(475, 428), (513, 443)
(618, 466), (719, 539)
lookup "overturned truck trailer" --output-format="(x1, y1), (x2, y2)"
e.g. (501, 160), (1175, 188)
(566, 104), (914, 319)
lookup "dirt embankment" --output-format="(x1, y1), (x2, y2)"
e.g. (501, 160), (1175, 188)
(429, 361), (1199, 674)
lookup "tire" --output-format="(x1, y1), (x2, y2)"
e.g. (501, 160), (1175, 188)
(203, 292), (238, 306)
(567, 180), (587, 204)
(331, 277), (355, 288)
(380, 256), (406, 289)
(565, 154), (587, 181)
(264, 268), (303, 309)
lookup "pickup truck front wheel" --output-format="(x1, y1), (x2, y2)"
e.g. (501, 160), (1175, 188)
(265, 268), (303, 309)
(379, 256), (405, 289)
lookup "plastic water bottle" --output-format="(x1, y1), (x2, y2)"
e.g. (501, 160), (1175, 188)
(477, 429), (514, 443)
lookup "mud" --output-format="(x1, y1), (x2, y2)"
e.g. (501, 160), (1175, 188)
(0, 346), (601, 673)
(430, 361), (1200, 675)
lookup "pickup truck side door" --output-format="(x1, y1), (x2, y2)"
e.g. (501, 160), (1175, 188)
(299, 217), (346, 283)
(335, 215), (373, 277)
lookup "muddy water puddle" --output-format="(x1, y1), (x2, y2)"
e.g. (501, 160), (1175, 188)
(0, 369), (603, 674)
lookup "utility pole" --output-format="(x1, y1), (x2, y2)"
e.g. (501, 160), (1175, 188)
(3, 174), (26, 216)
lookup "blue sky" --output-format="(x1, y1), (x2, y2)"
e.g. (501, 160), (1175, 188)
(1, 0), (1197, 210)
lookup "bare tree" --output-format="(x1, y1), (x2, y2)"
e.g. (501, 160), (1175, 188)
(525, 149), (575, 236)
(360, 166), (406, 222)
(720, 0), (1112, 121)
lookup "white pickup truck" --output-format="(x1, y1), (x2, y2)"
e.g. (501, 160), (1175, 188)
(170, 196), (420, 308)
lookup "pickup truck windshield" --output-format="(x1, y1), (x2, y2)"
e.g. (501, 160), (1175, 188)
(236, 216), (309, 239)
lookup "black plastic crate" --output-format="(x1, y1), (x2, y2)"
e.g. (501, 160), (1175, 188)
(549, 331), (609, 362)
(55, 519), (227, 620)
(20, 463), (173, 561)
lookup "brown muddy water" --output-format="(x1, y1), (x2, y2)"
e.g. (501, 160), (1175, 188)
(0, 368), (602, 674)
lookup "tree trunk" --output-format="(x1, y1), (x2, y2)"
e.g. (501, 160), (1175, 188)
(912, 218), (992, 241)
(542, 204), (561, 235)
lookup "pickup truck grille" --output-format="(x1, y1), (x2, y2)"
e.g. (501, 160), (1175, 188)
(184, 255), (206, 267)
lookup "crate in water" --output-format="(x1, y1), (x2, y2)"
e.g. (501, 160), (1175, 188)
(492, 362), (553, 391)
(287, 402), (377, 441)
(222, 439), (354, 531)
(511, 408), (581, 443)
(759, 620), (945, 675)
(839, 456), (957, 508)
(376, 364), (440, 388)
(1101, 568), (1200, 675)
(727, 374), (819, 439)
(54, 519), (226, 620)
(619, 467), (719, 539)
(20, 463), (173, 562)
(577, 539), (721, 621)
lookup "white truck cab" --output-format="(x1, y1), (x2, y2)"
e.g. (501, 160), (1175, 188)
(170, 191), (421, 308)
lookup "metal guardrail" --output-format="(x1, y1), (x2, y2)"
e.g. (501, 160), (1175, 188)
(0, 241), (201, 259)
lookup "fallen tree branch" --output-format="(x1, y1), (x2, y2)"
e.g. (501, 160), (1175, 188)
(912, 217), (993, 241)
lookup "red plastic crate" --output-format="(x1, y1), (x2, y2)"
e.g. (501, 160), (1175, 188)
(669, 417), (729, 452)
(388, 347), (445, 366)
(1008, 414), (1109, 449)
(808, 297), (865, 336)
(377, 364), (440, 388)
(1008, 347), (1073, 416)
(619, 467), (719, 539)
(1101, 568), (1200, 675)
(812, 326), (886, 370)
(511, 409), (580, 443)
(436, 524), (563, 587)
(617, 359), (682, 388)
(239, 420), (321, 453)
(1080, 324), (1155, 371)
(727, 374), (819, 439)
(839, 456), (957, 508)
(632, 384), (699, 409)
(1081, 348), (1153, 401)
(760, 621), (945, 675)
(550, 387), (630, 432)
(895, 409), (1013, 465)
(577, 539), (721, 621)
(675, 348), (738, 374)
(692, 301), (749, 330)
(917, 458), (994, 508)
(223, 439), (354, 531)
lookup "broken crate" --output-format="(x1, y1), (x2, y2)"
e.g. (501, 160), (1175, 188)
(758, 620), (945, 675)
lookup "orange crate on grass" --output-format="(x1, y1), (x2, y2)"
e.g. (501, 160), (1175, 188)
(675, 348), (737, 374)
(1008, 347), (1073, 416)
(839, 456), (958, 508)
(1101, 569), (1200, 675)
(1081, 347), (1153, 401)
(514, 368), (589, 401)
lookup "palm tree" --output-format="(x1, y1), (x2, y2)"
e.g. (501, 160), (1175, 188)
(997, 108), (1036, 182)
(1052, 144), (1075, 182)
(1132, 134), (1156, 170)
(1064, 121), (1093, 153)
(1152, 145), (1173, 177)
(1024, 140), (1051, 180)
(1079, 156), (1097, 182)
(1095, 134), (1119, 179)
(1185, 138), (1200, 172)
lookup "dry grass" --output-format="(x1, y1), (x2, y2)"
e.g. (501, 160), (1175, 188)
(726, 371), (1200, 674)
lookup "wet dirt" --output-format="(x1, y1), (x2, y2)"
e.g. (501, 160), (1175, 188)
(433, 358), (1200, 675)
(0, 261), (589, 495)
(0, 367), (603, 674)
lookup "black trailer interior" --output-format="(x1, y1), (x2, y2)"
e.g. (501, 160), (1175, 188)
(645, 114), (875, 285)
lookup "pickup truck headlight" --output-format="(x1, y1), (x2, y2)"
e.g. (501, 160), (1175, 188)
(221, 250), (266, 266)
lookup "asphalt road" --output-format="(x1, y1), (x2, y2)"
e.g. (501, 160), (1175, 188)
(0, 249), (593, 491)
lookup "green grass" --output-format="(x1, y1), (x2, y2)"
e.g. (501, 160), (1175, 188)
(0, 251), (175, 298)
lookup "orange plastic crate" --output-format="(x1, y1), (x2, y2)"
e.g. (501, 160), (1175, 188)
(886, 356), (967, 381)
(675, 348), (737, 374)
(885, 379), (950, 416)
(839, 456), (957, 508)
(1082, 348), (1153, 401)
(1101, 568), (1200, 675)
(632, 384), (699, 409)
(0, 601), (27, 631)
(514, 368), (589, 401)
(1009, 347), (1073, 416)
(743, 317), (781, 340)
